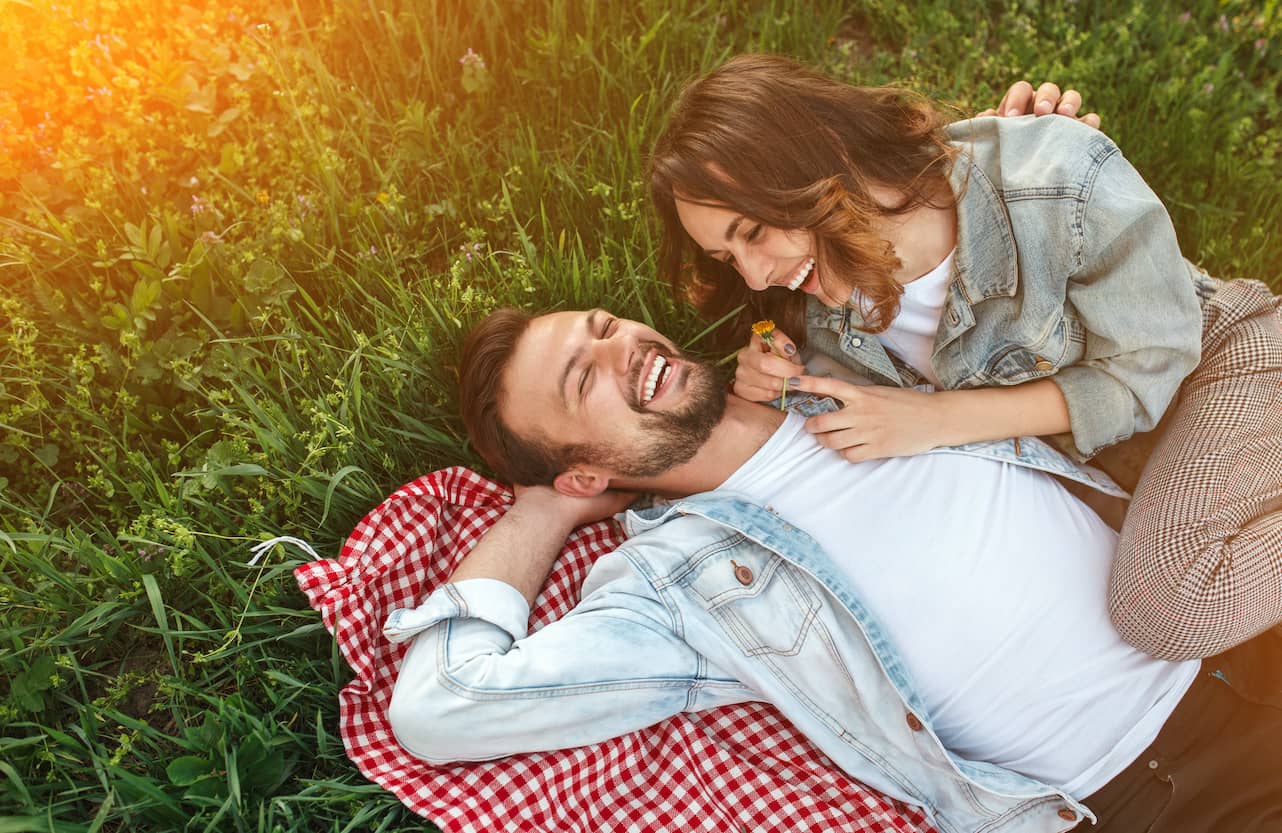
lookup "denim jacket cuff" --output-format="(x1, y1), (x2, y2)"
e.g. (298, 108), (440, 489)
(1049, 365), (1135, 461)
(383, 578), (530, 644)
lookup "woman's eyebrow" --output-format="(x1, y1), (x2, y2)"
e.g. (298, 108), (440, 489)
(701, 216), (744, 255)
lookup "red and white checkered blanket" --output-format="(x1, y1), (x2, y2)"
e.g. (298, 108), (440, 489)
(295, 466), (937, 833)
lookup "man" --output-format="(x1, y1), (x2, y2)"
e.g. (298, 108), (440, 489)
(383, 308), (1280, 833)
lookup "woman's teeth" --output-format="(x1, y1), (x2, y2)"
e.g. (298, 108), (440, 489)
(786, 258), (815, 291)
(642, 355), (668, 405)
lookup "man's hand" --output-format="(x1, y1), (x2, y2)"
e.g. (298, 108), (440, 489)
(513, 483), (636, 531)
(978, 81), (1101, 130)
(446, 484), (635, 608)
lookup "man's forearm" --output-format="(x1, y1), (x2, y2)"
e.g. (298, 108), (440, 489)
(446, 499), (577, 609)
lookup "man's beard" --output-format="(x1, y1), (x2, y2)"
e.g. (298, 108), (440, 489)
(582, 342), (727, 479)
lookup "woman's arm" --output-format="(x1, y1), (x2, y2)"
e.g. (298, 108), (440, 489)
(791, 376), (1069, 462)
(1047, 148), (1202, 460)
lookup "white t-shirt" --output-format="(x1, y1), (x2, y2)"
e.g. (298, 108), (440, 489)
(876, 251), (954, 386)
(716, 413), (1198, 797)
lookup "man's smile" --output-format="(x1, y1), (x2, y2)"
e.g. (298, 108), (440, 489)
(637, 348), (678, 408)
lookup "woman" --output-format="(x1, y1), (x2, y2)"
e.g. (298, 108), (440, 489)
(648, 54), (1282, 662)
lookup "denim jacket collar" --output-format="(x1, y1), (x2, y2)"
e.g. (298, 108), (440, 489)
(938, 146), (1019, 346)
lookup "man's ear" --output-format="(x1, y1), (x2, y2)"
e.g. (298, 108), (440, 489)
(552, 466), (610, 498)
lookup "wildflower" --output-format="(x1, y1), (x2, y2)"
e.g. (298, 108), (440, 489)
(751, 320), (788, 410)
(376, 191), (390, 204)
(256, 189), (269, 205)
(1177, 11), (1191, 23)
(1203, 82), (1215, 95)
(190, 194), (207, 216)
(459, 48), (485, 68)
(1217, 14), (1229, 33)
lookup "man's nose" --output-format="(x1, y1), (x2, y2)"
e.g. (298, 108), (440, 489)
(590, 327), (635, 375)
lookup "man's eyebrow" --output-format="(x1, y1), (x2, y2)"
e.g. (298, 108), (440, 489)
(701, 216), (744, 256)
(557, 309), (601, 409)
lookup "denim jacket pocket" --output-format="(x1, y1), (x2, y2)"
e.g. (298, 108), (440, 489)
(685, 548), (820, 657)
(984, 316), (1069, 384)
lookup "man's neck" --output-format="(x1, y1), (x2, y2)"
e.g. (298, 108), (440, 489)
(616, 397), (786, 497)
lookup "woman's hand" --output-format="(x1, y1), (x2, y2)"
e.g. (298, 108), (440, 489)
(979, 81), (1101, 130)
(733, 328), (805, 402)
(790, 376), (948, 462)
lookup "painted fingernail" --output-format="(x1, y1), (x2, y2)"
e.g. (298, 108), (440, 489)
(783, 343), (796, 355)
(788, 377), (802, 386)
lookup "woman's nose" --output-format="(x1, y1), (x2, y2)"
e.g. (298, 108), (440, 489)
(737, 250), (772, 291)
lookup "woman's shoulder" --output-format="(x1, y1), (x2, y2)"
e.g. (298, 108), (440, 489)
(945, 116), (1120, 195)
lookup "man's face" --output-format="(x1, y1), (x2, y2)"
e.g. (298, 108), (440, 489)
(500, 310), (727, 480)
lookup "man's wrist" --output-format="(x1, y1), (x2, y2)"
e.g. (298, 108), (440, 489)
(509, 493), (582, 537)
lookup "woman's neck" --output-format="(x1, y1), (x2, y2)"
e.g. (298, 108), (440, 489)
(865, 182), (959, 286)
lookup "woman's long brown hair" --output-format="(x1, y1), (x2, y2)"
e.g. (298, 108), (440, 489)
(649, 54), (956, 351)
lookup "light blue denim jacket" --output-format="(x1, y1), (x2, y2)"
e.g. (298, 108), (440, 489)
(805, 115), (1218, 462)
(384, 422), (1125, 833)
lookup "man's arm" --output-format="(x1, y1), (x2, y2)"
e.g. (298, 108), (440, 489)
(445, 485), (634, 607)
(384, 486), (756, 763)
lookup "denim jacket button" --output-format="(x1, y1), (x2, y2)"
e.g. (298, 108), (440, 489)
(731, 560), (753, 586)
(1034, 357), (1054, 372)
(849, 337), (862, 348)
(905, 712), (924, 732)
(1057, 808), (1077, 822)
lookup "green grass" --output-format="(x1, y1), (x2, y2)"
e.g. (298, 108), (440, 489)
(1, 0), (1279, 830)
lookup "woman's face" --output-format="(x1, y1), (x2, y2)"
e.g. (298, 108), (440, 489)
(674, 198), (843, 307)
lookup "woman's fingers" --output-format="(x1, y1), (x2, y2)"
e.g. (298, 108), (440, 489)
(788, 373), (864, 403)
(763, 328), (799, 358)
(734, 329), (803, 401)
(732, 375), (788, 402)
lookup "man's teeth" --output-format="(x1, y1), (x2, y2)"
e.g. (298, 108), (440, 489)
(642, 355), (668, 405)
(786, 258), (815, 291)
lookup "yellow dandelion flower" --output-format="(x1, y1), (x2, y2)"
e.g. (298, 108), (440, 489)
(256, 189), (270, 205)
(750, 320), (789, 410)
(376, 191), (390, 204)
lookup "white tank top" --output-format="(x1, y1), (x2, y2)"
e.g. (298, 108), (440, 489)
(876, 251), (954, 387)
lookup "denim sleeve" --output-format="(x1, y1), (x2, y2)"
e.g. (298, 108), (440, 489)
(1050, 149), (1202, 461)
(385, 568), (752, 763)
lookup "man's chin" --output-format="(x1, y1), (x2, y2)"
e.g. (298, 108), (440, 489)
(611, 360), (726, 479)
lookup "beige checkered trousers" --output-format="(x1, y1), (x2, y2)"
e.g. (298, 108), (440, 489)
(1106, 277), (1282, 661)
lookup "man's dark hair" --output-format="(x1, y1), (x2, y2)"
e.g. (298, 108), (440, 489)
(459, 308), (585, 486)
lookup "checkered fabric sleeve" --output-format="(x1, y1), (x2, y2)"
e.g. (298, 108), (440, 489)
(295, 466), (938, 833)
